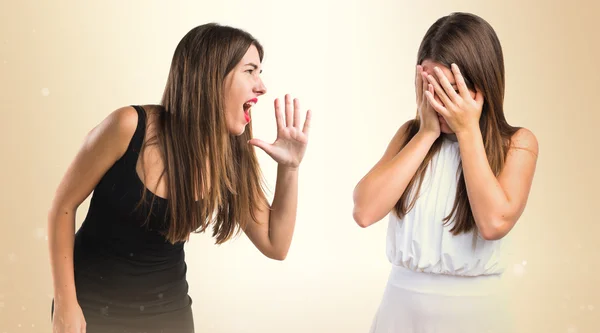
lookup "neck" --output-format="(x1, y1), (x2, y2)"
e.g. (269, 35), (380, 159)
(442, 133), (458, 142)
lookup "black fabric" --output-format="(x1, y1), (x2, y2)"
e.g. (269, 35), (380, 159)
(51, 105), (194, 332)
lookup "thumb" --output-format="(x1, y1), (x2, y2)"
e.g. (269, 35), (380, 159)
(248, 138), (273, 154)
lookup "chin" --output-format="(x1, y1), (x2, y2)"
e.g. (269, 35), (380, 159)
(227, 124), (247, 136)
(439, 122), (454, 134)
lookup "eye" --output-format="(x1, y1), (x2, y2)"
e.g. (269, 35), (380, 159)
(245, 69), (254, 74)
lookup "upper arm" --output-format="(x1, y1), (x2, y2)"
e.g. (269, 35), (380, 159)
(497, 127), (539, 223)
(49, 106), (139, 213)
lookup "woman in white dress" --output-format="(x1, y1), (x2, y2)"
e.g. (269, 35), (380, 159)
(352, 12), (538, 333)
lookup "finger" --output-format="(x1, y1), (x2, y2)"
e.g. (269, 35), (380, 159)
(424, 90), (449, 117)
(274, 98), (284, 129)
(433, 66), (460, 102)
(415, 65), (423, 102)
(450, 63), (471, 100)
(428, 83), (443, 111)
(248, 138), (273, 154)
(293, 98), (301, 129)
(418, 83), (435, 118)
(426, 74), (453, 109)
(421, 71), (428, 103)
(302, 109), (312, 136)
(285, 94), (293, 127)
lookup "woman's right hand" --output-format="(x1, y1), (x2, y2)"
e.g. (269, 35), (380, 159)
(416, 65), (441, 138)
(52, 301), (86, 333)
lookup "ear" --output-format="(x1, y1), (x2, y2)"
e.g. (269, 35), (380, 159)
(474, 87), (484, 107)
(469, 89), (477, 100)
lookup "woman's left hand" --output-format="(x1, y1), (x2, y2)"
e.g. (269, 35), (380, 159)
(248, 94), (311, 169)
(424, 63), (484, 135)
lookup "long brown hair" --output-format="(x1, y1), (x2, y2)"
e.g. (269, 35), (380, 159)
(394, 12), (520, 235)
(139, 23), (268, 245)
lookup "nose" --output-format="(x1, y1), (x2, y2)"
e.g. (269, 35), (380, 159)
(254, 78), (267, 96)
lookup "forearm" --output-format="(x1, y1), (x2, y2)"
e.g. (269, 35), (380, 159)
(47, 208), (78, 304)
(457, 128), (510, 238)
(353, 131), (438, 227)
(265, 164), (299, 258)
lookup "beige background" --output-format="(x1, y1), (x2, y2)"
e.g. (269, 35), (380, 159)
(1, 0), (598, 332)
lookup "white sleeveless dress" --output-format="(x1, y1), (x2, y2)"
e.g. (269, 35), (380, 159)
(369, 136), (514, 333)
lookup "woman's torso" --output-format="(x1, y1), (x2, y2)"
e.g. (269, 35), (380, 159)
(386, 135), (507, 277)
(71, 105), (191, 320)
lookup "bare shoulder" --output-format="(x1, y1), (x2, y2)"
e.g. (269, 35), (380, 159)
(509, 127), (539, 157)
(88, 106), (140, 157)
(50, 106), (141, 211)
(103, 106), (139, 136)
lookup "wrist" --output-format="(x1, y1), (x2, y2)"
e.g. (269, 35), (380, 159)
(278, 164), (300, 173)
(415, 130), (440, 143)
(455, 123), (481, 140)
(53, 293), (78, 307)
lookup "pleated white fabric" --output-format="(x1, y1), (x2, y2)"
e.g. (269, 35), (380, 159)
(370, 136), (514, 333)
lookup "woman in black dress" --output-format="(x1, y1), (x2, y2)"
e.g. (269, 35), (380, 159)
(48, 23), (311, 333)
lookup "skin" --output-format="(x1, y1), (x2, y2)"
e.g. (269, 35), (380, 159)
(353, 60), (538, 242)
(223, 45), (267, 136)
(48, 45), (311, 333)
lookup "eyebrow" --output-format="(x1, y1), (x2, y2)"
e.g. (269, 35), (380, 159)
(244, 62), (263, 73)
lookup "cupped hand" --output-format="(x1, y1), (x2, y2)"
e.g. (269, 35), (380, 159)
(248, 94), (311, 169)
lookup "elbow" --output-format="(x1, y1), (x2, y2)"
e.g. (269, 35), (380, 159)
(271, 252), (287, 261)
(352, 189), (377, 228)
(477, 218), (511, 241)
(352, 208), (375, 228)
(47, 202), (77, 222)
(267, 249), (288, 261)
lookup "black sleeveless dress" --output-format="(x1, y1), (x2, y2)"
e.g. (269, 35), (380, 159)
(51, 105), (194, 333)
